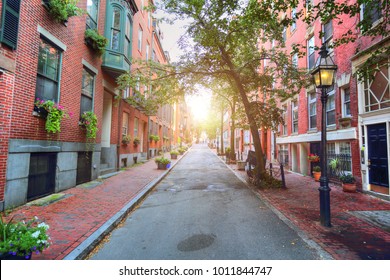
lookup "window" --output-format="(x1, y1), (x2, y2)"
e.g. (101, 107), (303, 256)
(363, 59), (390, 112)
(111, 7), (121, 51)
(152, 49), (156, 61)
(146, 43), (150, 60)
(80, 68), (95, 115)
(0, 0), (21, 49)
(279, 144), (289, 166)
(86, 0), (98, 30)
(292, 101), (298, 133)
(122, 112), (129, 135)
(282, 105), (287, 135)
(306, 0), (314, 13)
(123, 87), (130, 98)
(138, 26), (143, 52)
(292, 53), (298, 68)
(35, 39), (61, 102)
(291, 8), (297, 32)
(326, 89), (336, 126)
(342, 88), (351, 117)
(308, 92), (317, 130)
(323, 20), (333, 51)
(134, 118), (139, 137)
(148, 12), (152, 29)
(307, 36), (315, 70)
(361, 0), (382, 25)
(124, 15), (132, 58)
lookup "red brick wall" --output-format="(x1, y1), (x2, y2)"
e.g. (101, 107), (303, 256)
(10, 1), (105, 143)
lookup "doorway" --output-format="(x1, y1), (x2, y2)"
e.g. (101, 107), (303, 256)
(367, 123), (389, 191)
(27, 153), (57, 201)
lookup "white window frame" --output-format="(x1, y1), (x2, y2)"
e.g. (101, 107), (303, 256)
(292, 100), (298, 134)
(122, 112), (129, 136)
(341, 87), (351, 117)
(326, 88), (336, 126)
(308, 92), (317, 130)
(138, 26), (143, 52)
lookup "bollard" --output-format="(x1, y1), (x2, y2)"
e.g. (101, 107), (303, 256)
(280, 164), (286, 188)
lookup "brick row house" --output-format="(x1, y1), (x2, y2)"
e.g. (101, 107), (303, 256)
(269, 1), (389, 198)
(0, 0), (180, 210)
(227, 1), (389, 199)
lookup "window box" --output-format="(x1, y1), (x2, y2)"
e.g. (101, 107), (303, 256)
(339, 117), (352, 128)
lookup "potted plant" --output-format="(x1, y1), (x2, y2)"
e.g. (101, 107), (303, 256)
(0, 216), (50, 260)
(34, 98), (70, 134)
(149, 134), (155, 142)
(122, 135), (131, 145)
(133, 137), (141, 146)
(178, 147), (185, 155)
(312, 166), (321, 181)
(84, 29), (108, 56)
(45, 0), (84, 23)
(155, 157), (171, 170)
(170, 150), (179, 159)
(153, 135), (160, 143)
(339, 174), (357, 192)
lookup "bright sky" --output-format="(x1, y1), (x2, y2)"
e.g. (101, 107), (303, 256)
(157, 10), (211, 123)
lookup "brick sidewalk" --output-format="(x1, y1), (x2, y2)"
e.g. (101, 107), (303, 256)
(229, 162), (390, 260)
(3, 153), (179, 260)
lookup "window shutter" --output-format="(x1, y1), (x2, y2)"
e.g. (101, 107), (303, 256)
(0, 0), (21, 49)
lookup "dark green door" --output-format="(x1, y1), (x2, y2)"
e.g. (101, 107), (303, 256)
(367, 123), (389, 188)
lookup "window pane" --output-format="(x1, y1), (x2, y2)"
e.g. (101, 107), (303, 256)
(111, 30), (120, 51)
(80, 95), (93, 115)
(82, 69), (94, 98)
(35, 75), (58, 101)
(113, 8), (121, 29)
(37, 40), (60, 81)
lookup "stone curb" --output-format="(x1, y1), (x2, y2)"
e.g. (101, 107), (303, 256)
(63, 150), (189, 260)
(211, 149), (334, 260)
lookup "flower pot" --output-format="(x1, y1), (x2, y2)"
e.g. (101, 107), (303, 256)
(171, 154), (178, 160)
(342, 183), (357, 193)
(237, 161), (246, 170)
(313, 171), (321, 182)
(157, 162), (167, 170)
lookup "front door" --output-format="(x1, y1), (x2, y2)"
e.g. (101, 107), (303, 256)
(367, 123), (389, 188)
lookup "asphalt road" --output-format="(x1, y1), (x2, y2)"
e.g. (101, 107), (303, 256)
(90, 144), (321, 260)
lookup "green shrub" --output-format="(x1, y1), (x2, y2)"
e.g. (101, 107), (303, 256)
(85, 29), (108, 56)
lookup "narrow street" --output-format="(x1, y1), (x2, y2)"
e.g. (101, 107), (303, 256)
(90, 144), (321, 260)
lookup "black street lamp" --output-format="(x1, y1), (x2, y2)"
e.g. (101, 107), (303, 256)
(310, 44), (337, 227)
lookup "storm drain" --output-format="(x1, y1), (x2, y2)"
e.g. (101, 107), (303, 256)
(177, 234), (216, 252)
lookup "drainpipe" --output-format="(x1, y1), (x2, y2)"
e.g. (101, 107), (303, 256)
(116, 97), (122, 170)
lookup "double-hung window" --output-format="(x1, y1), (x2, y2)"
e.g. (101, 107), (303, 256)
(361, 0), (382, 25)
(308, 92), (317, 130)
(308, 36), (315, 70)
(111, 8), (121, 51)
(342, 88), (351, 117)
(80, 68), (95, 115)
(323, 20), (333, 51)
(292, 101), (298, 133)
(134, 118), (139, 137)
(138, 26), (143, 52)
(326, 87), (336, 126)
(122, 112), (129, 136)
(124, 15), (132, 58)
(86, 0), (98, 30)
(282, 105), (287, 135)
(35, 39), (61, 102)
(291, 8), (296, 32)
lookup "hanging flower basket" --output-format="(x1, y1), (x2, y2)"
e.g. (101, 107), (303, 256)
(308, 153), (320, 162)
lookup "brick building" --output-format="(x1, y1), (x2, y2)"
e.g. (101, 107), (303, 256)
(270, 1), (389, 198)
(0, 0), (175, 210)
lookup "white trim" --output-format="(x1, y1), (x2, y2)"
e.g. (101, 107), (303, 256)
(276, 127), (357, 144)
(37, 25), (67, 51)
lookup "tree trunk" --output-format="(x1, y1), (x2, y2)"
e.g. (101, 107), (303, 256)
(220, 106), (224, 155)
(220, 47), (266, 183)
(230, 101), (236, 161)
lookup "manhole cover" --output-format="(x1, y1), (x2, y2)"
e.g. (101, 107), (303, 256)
(177, 234), (216, 252)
